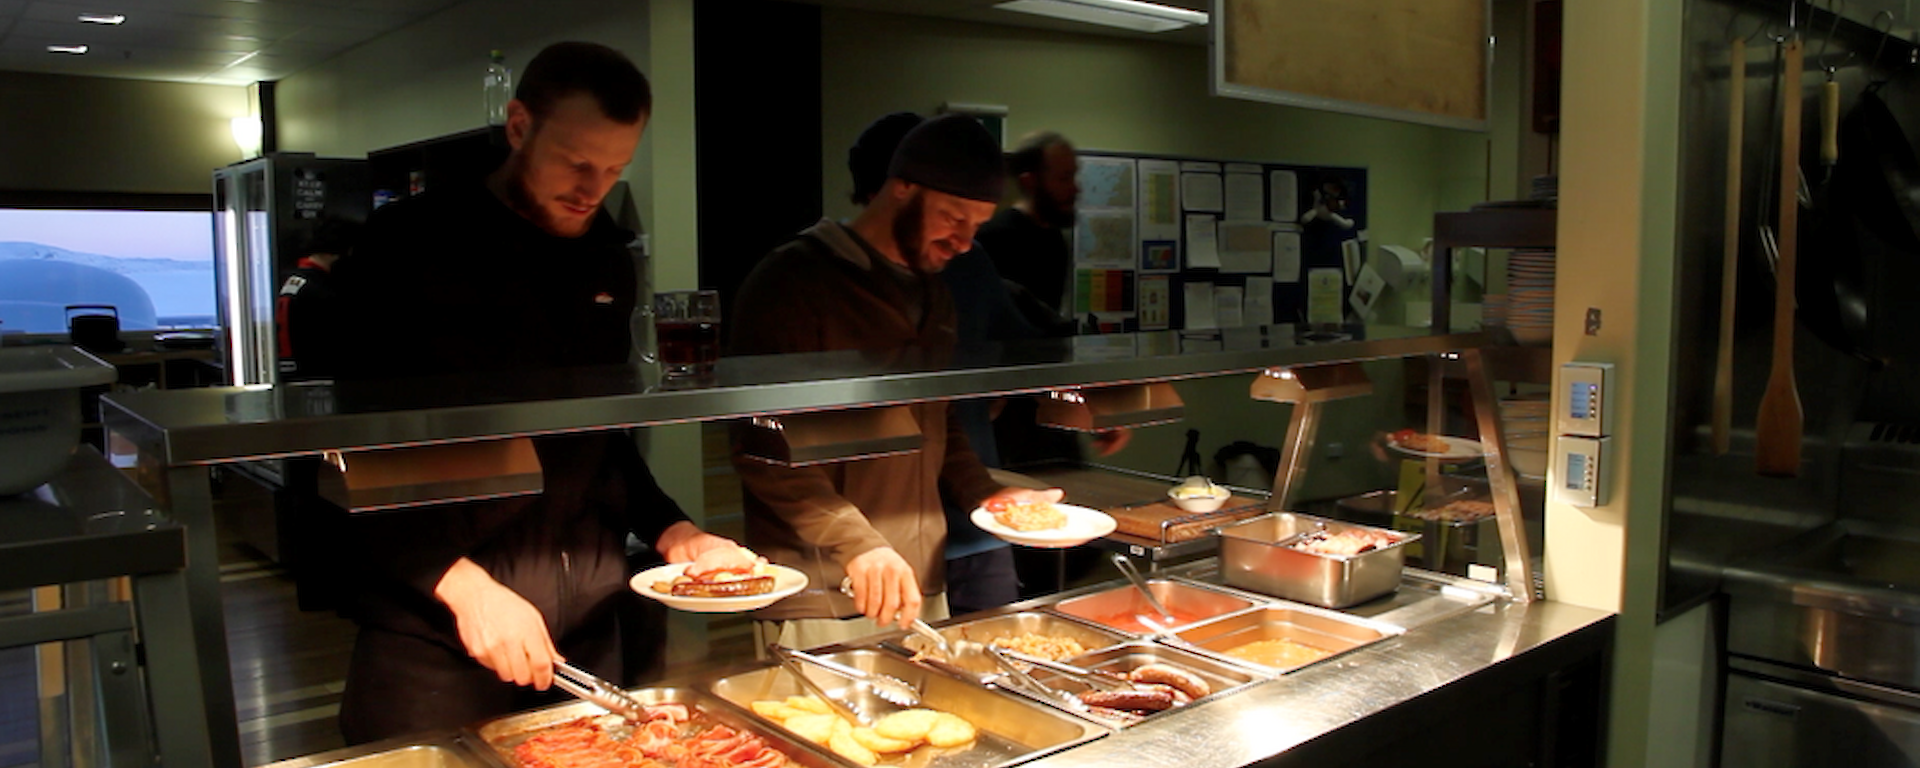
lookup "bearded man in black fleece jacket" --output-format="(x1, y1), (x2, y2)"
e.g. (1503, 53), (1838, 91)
(330, 42), (738, 743)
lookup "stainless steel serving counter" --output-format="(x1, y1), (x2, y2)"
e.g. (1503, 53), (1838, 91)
(92, 324), (1501, 768)
(266, 569), (1613, 768)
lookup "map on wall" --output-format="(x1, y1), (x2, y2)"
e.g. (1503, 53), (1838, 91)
(1073, 211), (1136, 268)
(1078, 157), (1136, 210)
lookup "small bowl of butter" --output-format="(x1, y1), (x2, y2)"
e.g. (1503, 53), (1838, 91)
(1168, 476), (1231, 513)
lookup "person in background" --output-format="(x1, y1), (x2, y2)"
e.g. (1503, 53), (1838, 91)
(976, 130), (1080, 325)
(331, 41), (739, 742)
(845, 111), (1038, 615)
(729, 114), (1064, 649)
(974, 129), (1132, 596)
(274, 218), (356, 381)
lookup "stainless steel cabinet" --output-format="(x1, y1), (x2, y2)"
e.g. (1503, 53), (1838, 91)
(1723, 664), (1920, 768)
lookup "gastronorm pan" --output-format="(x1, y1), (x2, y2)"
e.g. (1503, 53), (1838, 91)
(470, 686), (840, 768)
(708, 648), (1106, 768)
(1024, 641), (1264, 729)
(1168, 605), (1403, 674)
(900, 611), (1132, 677)
(1049, 580), (1256, 636)
(1216, 512), (1418, 608)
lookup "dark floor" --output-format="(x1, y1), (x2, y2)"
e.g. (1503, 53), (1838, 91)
(1, 454), (758, 767)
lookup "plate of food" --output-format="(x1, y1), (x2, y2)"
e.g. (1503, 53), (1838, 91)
(630, 545), (808, 612)
(1385, 429), (1486, 461)
(970, 500), (1115, 548)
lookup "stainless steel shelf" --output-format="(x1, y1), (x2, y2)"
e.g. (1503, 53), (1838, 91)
(101, 325), (1493, 467)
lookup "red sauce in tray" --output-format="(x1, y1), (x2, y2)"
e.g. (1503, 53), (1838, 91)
(512, 710), (790, 768)
(1090, 608), (1206, 633)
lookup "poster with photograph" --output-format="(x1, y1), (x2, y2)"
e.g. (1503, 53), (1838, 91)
(1139, 274), (1171, 330)
(1140, 240), (1178, 272)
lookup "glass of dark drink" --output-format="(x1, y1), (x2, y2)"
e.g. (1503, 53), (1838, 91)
(653, 289), (720, 378)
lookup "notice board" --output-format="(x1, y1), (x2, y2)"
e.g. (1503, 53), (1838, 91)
(1211, 0), (1489, 131)
(1067, 151), (1367, 336)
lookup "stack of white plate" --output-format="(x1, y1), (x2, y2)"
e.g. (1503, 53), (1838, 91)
(1506, 250), (1555, 345)
(1481, 293), (1508, 331)
(1497, 394), (1550, 480)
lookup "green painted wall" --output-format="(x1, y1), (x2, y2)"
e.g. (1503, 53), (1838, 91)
(817, 8), (1499, 499)
(273, 0), (657, 259)
(0, 71), (248, 194)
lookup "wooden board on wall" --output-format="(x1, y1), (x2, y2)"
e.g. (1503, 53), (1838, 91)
(1218, 0), (1488, 129)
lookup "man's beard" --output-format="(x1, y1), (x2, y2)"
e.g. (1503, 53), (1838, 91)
(1032, 182), (1077, 229)
(499, 155), (576, 237)
(890, 191), (940, 274)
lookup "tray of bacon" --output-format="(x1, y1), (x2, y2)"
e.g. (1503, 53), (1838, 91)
(470, 686), (833, 768)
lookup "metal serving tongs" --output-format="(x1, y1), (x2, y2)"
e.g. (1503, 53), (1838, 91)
(769, 644), (879, 726)
(982, 644), (1091, 712)
(1110, 553), (1180, 630)
(999, 650), (1136, 692)
(553, 661), (646, 720)
(772, 644), (920, 707)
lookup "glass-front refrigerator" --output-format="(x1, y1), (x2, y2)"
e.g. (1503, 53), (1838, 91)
(211, 153), (368, 386)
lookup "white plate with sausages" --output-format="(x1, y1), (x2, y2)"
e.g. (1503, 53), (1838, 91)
(971, 502), (1116, 548)
(629, 563), (809, 612)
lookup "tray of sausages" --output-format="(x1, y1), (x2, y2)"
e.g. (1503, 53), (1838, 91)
(1019, 642), (1266, 729)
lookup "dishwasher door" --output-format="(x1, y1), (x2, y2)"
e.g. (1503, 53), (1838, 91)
(1722, 667), (1920, 768)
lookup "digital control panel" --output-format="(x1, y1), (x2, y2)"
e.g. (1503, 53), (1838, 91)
(1554, 436), (1609, 507)
(1557, 362), (1614, 438)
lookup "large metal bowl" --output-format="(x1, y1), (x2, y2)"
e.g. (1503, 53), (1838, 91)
(1215, 512), (1418, 608)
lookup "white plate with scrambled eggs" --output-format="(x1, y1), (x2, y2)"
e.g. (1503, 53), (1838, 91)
(970, 501), (1115, 548)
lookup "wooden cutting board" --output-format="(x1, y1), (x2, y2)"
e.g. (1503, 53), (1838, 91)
(1107, 498), (1267, 543)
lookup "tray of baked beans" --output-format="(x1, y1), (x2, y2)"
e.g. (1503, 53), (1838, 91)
(708, 648), (1105, 768)
(471, 686), (835, 768)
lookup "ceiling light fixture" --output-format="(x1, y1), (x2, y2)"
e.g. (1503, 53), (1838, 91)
(47, 45), (89, 54)
(78, 13), (126, 24)
(993, 0), (1208, 33)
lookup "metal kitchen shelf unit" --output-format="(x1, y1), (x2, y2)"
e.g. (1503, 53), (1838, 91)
(101, 325), (1492, 467)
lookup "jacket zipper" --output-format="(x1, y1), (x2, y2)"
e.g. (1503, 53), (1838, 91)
(559, 549), (572, 638)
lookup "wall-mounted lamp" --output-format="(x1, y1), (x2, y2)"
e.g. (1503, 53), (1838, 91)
(230, 115), (263, 158)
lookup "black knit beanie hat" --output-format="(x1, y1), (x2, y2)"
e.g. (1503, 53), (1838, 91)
(849, 111), (925, 205)
(887, 113), (1006, 203)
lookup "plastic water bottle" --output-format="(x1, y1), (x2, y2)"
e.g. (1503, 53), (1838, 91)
(484, 50), (512, 126)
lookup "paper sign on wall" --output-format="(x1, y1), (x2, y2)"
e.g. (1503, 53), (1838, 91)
(1307, 268), (1344, 325)
(1272, 229), (1303, 283)
(1181, 173), (1224, 212)
(1218, 220), (1273, 274)
(1349, 263), (1387, 320)
(1246, 277), (1275, 325)
(1139, 274), (1171, 330)
(1269, 170), (1298, 222)
(1183, 281), (1217, 329)
(1185, 214), (1221, 268)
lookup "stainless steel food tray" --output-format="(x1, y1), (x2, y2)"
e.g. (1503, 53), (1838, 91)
(707, 648), (1107, 768)
(1025, 641), (1265, 730)
(1049, 579), (1258, 636)
(894, 611), (1133, 678)
(1216, 512), (1419, 608)
(1166, 604), (1404, 675)
(468, 686), (841, 768)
